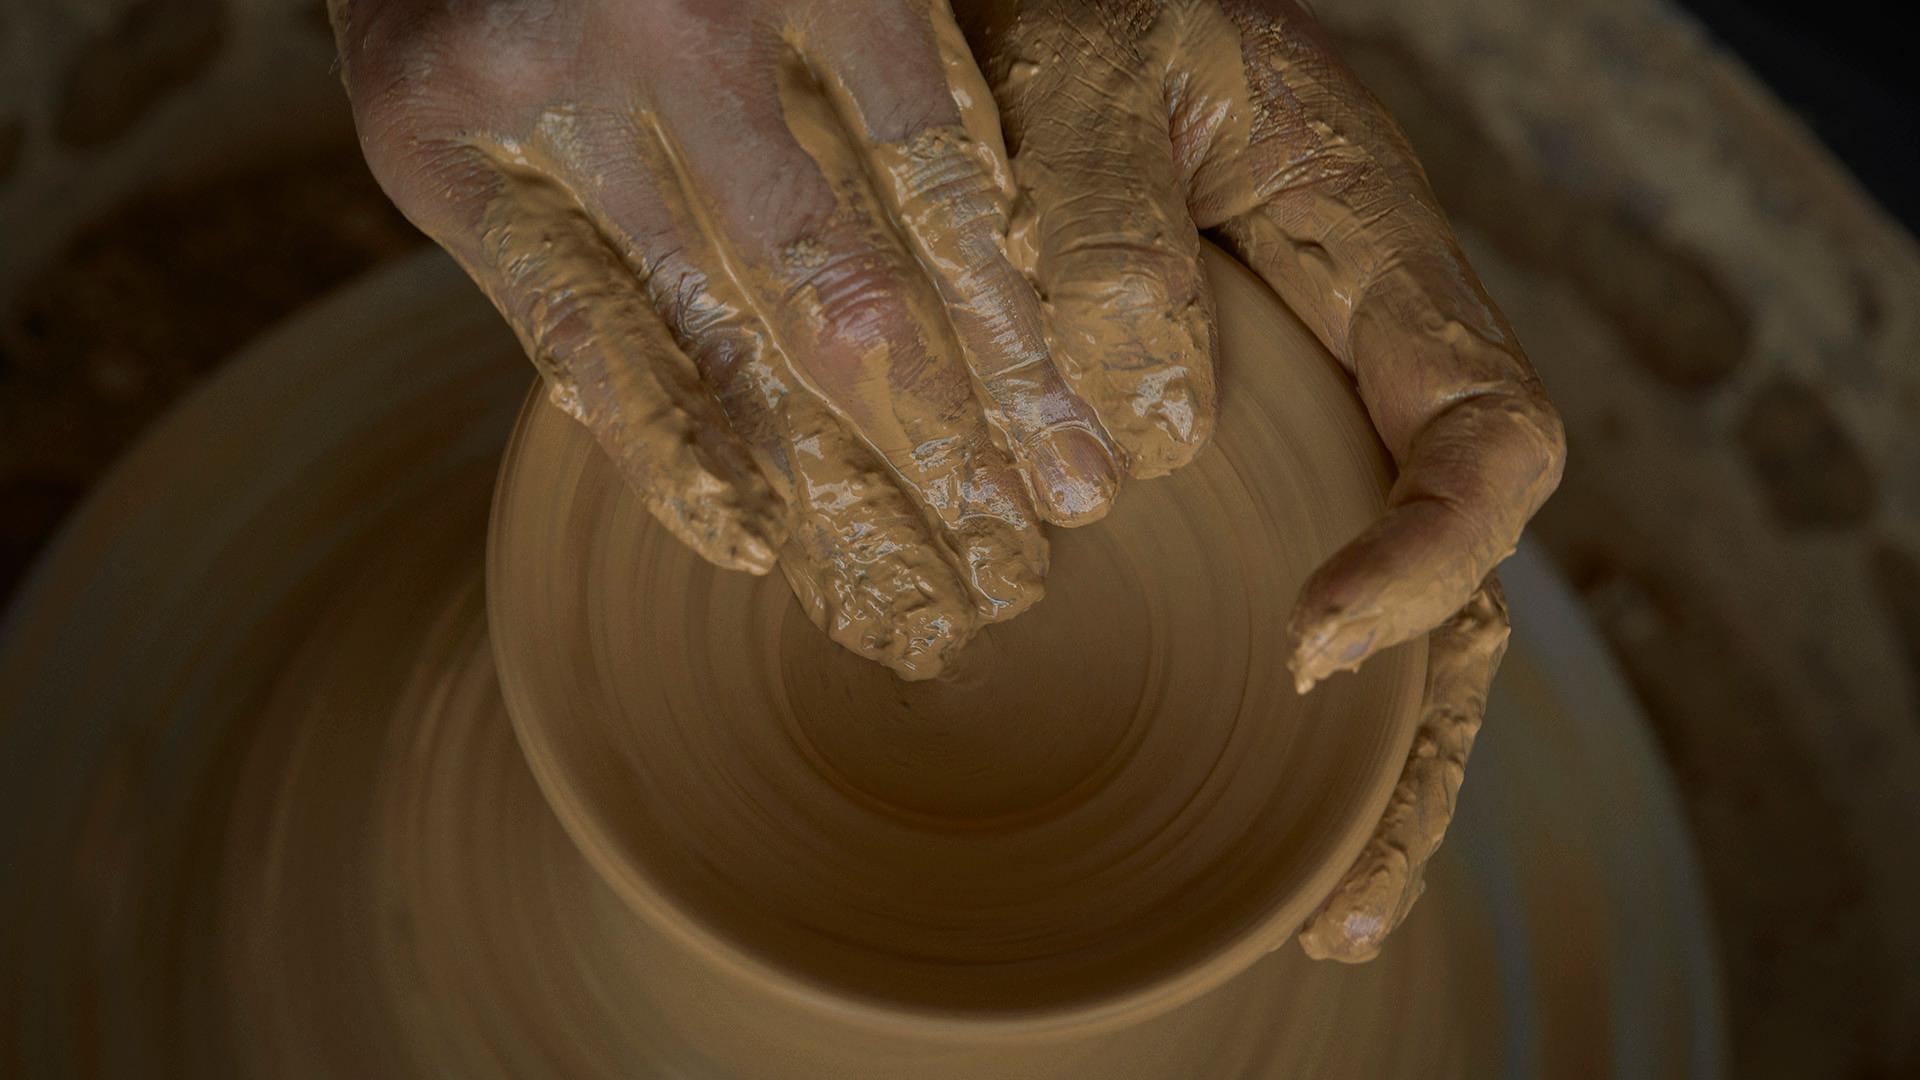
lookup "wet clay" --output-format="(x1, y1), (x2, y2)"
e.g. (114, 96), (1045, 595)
(417, 0), (1215, 681)
(970, 0), (1563, 692)
(0, 248), (1712, 1078)
(489, 242), (1423, 1022)
(467, 116), (1048, 680)
(436, 10), (1065, 681)
(430, 0), (1559, 694)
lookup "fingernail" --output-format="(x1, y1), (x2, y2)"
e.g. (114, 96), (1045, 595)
(1119, 376), (1210, 480)
(1289, 617), (1379, 694)
(1028, 427), (1119, 527)
(690, 519), (781, 576)
(669, 491), (785, 576)
(718, 477), (791, 575)
(723, 520), (782, 575)
(888, 605), (971, 682)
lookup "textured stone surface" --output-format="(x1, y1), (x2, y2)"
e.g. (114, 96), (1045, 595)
(1869, 540), (1920, 707)
(304, 0), (338, 39)
(0, 148), (420, 599)
(1537, 480), (1894, 1072)
(1737, 376), (1878, 527)
(53, 0), (228, 149)
(0, 119), (21, 183)
(1339, 36), (1752, 391)
(0, 470), (83, 605)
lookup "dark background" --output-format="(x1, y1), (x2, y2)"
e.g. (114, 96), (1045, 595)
(1676, 0), (1919, 228)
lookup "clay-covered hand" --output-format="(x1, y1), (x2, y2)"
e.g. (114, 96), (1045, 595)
(965, 0), (1564, 960)
(328, 0), (1147, 678)
(1297, 576), (1510, 961)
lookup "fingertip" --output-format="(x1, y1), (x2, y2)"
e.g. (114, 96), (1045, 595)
(960, 526), (1049, 624)
(709, 518), (784, 576)
(1027, 427), (1119, 527)
(967, 555), (1047, 623)
(1285, 494), (1496, 685)
(731, 492), (791, 575)
(648, 488), (787, 576)
(1288, 662), (1318, 697)
(619, 431), (788, 576)
(1287, 610), (1386, 692)
(1108, 375), (1217, 481)
(883, 602), (976, 681)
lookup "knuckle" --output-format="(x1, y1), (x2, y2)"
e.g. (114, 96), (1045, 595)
(518, 285), (602, 384)
(1497, 386), (1568, 486)
(1478, 574), (1510, 620)
(531, 289), (596, 358)
(745, 166), (839, 241)
(1052, 230), (1203, 322)
(345, 0), (571, 126)
(1093, 259), (1193, 324)
(635, 0), (720, 36)
(503, 259), (622, 374)
(358, 137), (496, 244)
(439, 5), (574, 103)
(1446, 382), (1566, 485)
(343, 4), (454, 115)
(1534, 397), (1569, 473)
(644, 255), (712, 336)
(896, 134), (1000, 218)
(870, 93), (961, 147)
(644, 259), (759, 388)
(786, 244), (917, 354)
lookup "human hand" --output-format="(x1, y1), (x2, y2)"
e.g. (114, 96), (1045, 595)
(333, 0), (1563, 957)
(964, 0), (1564, 959)
(329, 0), (1171, 678)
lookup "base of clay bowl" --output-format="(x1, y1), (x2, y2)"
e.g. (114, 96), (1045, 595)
(487, 244), (1427, 1034)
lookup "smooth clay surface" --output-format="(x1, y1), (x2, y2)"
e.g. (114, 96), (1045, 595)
(0, 244), (1719, 1077)
(489, 242), (1424, 1027)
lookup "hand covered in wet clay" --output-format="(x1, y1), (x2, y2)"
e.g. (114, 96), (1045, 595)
(961, 0), (1564, 961)
(331, 0), (1564, 960)
(328, 0), (1151, 679)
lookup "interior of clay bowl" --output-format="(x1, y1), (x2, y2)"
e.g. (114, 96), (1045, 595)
(487, 244), (1426, 1031)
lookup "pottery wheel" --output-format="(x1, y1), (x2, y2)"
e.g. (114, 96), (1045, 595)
(0, 249), (1724, 1077)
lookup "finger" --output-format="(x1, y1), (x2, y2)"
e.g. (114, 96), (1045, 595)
(1280, 382), (1560, 691)
(1298, 577), (1509, 963)
(800, 0), (1119, 526)
(530, 106), (984, 678)
(983, 1), (1219, 479)
(1185, 2), (1562, 689)
(778, 434), (984, 680)
(371, 139), (787, 573)
(642, 12), (1048, 619)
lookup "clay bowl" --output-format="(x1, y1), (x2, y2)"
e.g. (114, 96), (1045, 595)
(488, 243), (1428, 1036)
